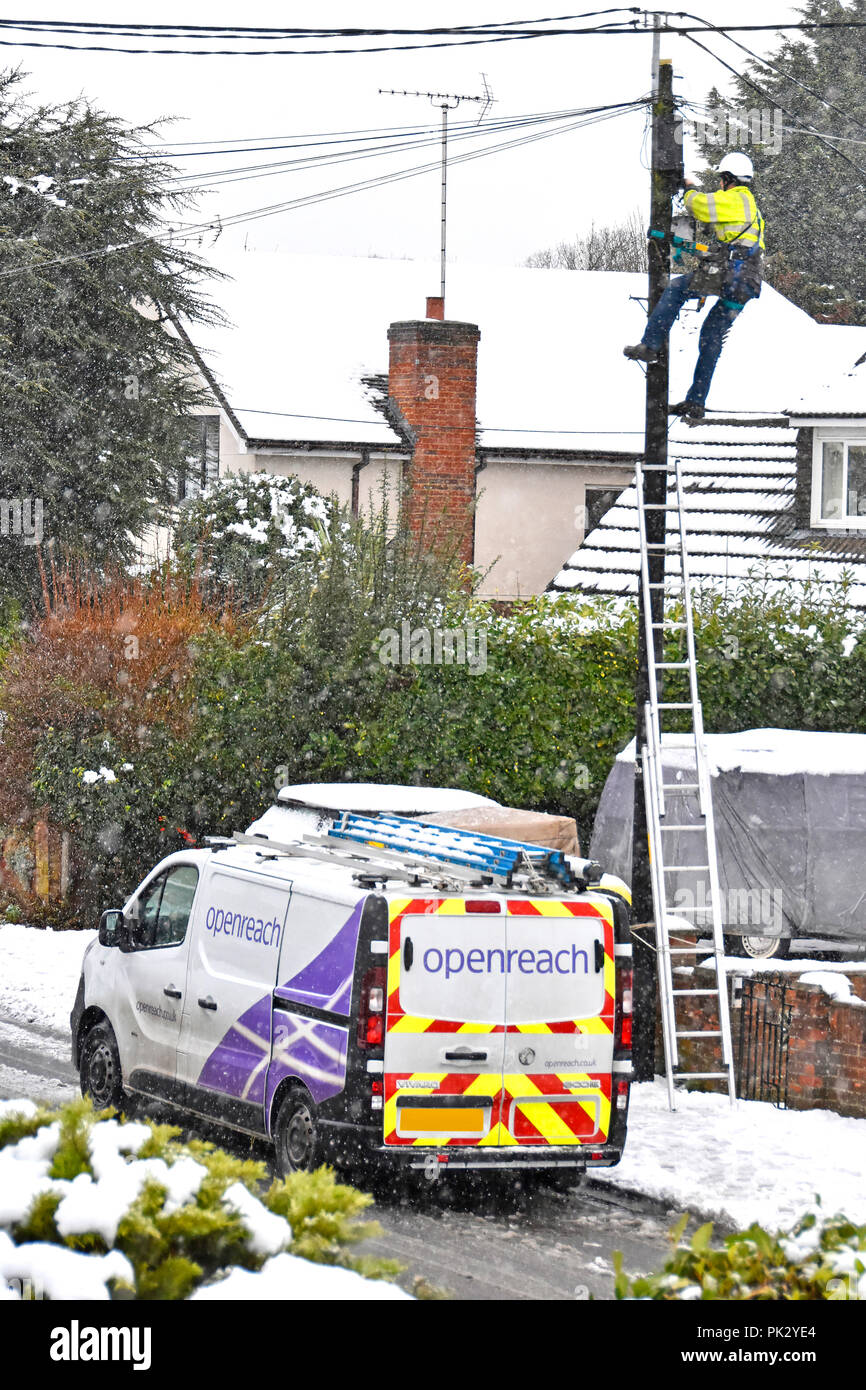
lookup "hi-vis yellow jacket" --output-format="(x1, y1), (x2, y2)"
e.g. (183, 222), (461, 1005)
(684, 182), (765, 251)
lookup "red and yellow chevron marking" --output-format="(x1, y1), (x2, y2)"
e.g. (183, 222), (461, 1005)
(499, 1072), (611, 1145)
(383, 895), (616, 1148)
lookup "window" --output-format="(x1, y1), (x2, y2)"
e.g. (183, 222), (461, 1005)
(812, 434), (866, 527)
(177, 415), (220, 502)
(132, 865), (199, 948)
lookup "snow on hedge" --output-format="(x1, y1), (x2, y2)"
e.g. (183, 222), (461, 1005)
(0, 1099), (410, 1301)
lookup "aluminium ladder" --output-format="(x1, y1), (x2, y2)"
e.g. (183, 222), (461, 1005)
(231, 815), (602, 896)
(635, 456), (736, 1108)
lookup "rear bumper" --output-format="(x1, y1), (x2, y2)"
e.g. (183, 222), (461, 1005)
(374, 1145), (624, 1172)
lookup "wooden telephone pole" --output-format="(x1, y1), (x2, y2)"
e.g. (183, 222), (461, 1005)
(630, 43), (683, 1080)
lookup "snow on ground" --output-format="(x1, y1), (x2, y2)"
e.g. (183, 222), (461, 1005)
(0, 925), (94, 1034)
(3, 925), (866, 1238)
(594, 1080), (866, 1233)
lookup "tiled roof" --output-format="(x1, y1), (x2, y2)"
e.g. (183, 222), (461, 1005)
(550, 420), (866, 606)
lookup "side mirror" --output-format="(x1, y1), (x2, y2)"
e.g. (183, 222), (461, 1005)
(98, 909), (127, 948)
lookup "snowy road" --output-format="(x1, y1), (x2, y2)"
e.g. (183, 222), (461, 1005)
(361, 1176), (689, 1300)
(0, 1010), (77, 1106)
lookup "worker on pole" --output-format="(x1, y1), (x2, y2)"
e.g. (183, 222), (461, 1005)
(623, 152), (765, 420)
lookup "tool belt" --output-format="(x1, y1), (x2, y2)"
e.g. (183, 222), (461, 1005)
(689, 240), (762, 303)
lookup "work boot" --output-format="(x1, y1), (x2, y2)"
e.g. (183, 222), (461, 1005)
(623, 343), (659, 364)
(669, 400), (705, 420)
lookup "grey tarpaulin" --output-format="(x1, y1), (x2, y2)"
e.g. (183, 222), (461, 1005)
(589, 730), (866, 942)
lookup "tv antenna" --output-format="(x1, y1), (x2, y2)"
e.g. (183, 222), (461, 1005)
(380, 76), (494, 303)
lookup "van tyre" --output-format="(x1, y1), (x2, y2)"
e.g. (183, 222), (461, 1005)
(725, 933), (790, 961)
(274, 1088), (324, 1176)
(80, 1021), (125, 1111)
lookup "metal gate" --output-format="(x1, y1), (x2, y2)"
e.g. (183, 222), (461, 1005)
(735, 975), (794, 1108)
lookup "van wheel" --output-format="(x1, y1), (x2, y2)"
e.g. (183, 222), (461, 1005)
(274, 1088), (323, 1176)
(80, 1022), (124, 1111)
(725, 933), (790, 961)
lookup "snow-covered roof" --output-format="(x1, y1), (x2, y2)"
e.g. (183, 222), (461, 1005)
(550, 417), (866, 606)
(185, 251), (866, 454)
(788, 343), (866, 418)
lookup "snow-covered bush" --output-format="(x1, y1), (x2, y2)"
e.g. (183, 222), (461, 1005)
(0, 1097), (408, 1300)
(614, 1208), (866, 1300)
(172, 471), (332, 609)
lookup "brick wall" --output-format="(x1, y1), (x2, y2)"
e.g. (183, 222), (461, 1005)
(655, 952), (866, 1118)
(387, 315), (480, 568)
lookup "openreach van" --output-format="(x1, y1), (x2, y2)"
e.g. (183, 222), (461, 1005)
(71, 790), (634, 1181)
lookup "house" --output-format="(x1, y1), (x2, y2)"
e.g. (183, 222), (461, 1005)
(178, 250), (866, 603)
(179, 251), (640, 600)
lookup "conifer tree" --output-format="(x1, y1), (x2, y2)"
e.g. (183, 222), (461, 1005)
(0, 70), (223, 599)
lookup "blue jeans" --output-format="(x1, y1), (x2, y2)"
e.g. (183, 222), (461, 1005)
(642, 272), (745, 405)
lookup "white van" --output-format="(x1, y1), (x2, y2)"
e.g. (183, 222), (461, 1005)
(71, 807), (633, 1180)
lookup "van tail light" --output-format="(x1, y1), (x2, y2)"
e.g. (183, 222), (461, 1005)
(465, 900), (501, 913)
(615, 966), (633, 1052)
(358, 967), (386, 1050)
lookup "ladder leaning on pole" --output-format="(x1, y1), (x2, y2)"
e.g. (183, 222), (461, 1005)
(635, 456), (736, 1108)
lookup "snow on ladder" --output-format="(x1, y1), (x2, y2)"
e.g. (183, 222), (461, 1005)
(636, 456), (736, 1109)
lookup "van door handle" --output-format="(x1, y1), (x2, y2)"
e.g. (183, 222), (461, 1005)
(594, 939), (605, 973)
(444, 1048), (488, 1063)
(164, 986), (182, 999)
(403, 936), (414, 971)
(198, 996), (217, 1011)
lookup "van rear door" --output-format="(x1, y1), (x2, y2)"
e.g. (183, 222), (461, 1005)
(500, 899), (615, 1147)
(383, 899), (508, 1149)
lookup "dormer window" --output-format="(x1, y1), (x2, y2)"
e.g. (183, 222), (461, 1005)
(811, 430), (866, 528)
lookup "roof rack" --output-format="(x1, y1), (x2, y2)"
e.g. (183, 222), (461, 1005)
(229, 813), (602, 895)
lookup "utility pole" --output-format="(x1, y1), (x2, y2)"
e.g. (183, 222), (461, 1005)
(631, 31), (683, 1081)
(380, 79), (493, 304)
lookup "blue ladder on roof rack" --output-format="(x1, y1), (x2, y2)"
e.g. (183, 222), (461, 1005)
(326, 813), (593, 889)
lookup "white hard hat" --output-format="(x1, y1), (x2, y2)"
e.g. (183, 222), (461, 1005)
(718, 151), (754, 180)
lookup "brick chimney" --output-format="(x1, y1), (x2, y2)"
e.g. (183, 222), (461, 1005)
(387, 301), (480, 568)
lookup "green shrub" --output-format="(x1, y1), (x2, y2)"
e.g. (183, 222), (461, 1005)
(5, 550), (866, 920)
(615, 1208), (866, 1300)
(0, 1098), (402, 1300)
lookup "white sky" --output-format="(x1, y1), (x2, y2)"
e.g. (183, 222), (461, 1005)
(5, 3), (803, 264)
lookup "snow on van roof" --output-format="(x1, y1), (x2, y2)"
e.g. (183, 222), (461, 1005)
(275, 783), (499, 814)
(615, 728), (866, 778)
